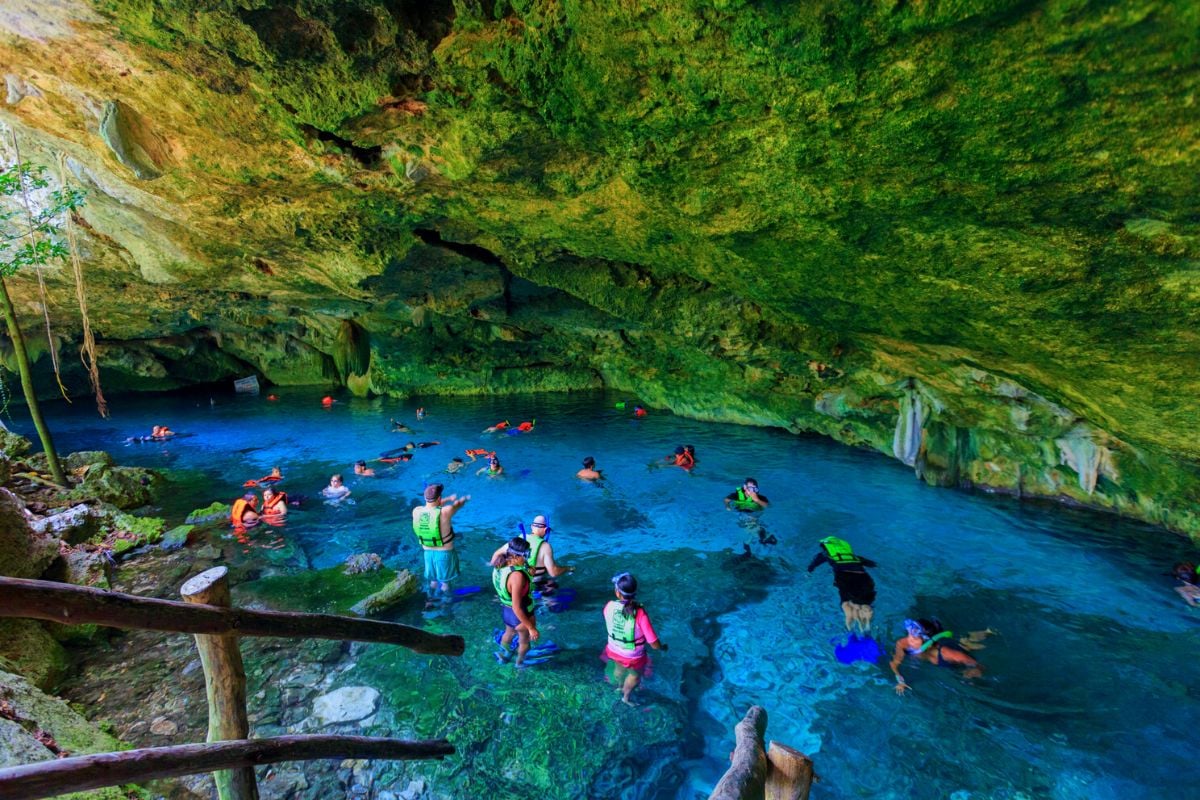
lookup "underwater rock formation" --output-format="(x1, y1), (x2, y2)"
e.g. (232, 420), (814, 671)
(0, 1), (1197, 535)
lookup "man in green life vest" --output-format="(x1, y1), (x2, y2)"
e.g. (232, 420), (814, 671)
(412, 483), (470, 610)
(807, 536), (879, 634)
(724, 478), (775, 554)
(492, 536), (540, 666)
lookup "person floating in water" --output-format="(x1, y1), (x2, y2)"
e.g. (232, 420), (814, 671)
(603, 572), (667, 707)
(354, 460), (376, 477)
(413, 484), (470, 610)
(389, 418), (412, 433)
(154, 425), (175, 439)
(244, 466), (283, 488)
(483, 420), (510, 434)
(577, 456), (603, 481)
(478, 453), (504, 477)
(665, 445), (695, 470)
(807, 536), (877, 634)
(321, 395), (335, 408)
(230, 493), (259, 527)
(725, 478), (775, 552)
(401, 441), (441, 451)
(320, 474), (351, 501)
(260, 486), (288, 518)
(633, 405), (647, 418)
(1171, 562), (1200, 606)
(507, 420), (536, 434)
(890, 618), (989, 695)
(416, 407), (426, 419)
(492, 536), (539, 666)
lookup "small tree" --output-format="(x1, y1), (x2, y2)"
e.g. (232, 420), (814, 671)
(0, 159), (85, 485)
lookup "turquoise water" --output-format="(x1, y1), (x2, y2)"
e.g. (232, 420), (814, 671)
(20, 389), (1200, 799)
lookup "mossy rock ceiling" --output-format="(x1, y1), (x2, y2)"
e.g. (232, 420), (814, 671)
(0, 0), (1197, 534)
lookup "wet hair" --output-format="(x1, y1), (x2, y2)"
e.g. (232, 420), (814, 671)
(917, 618), (943, 637)
(685, 445), (695, 455)
(424, 483), (443, 502)
(1174, 562), (1196, 580)
(355, 460), (366, 468)
(673, 446), (685, 455)
(331, 474), (343, 482)
(582, 456), (595, 468)
(451, 457), (464, 464)
(744, 477), (758, 487)
(612, 572), (641, 618)
(506, 536), (530, 559)
(242, 492), (256, 501)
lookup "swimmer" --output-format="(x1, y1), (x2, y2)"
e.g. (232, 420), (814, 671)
(354, 460), (376, 477)
(890, 618), (985, 695)
(231, 493), (259, 526)
(483, 420), (510, 434)
(262, 466), (282, 481)
(515, 420), (535, 433)
(725, 478), (769, 512)
(321, 396), (335, 407)
(665, 445), (695, 470)
(390, 418), (413, 433)
(603, 573), (667, 707)
(320, 474), (351, 500)
(1172, 562), (1200, 606)
(260, 486), (288, 517)
(477, 454), (504, 477)
(807, 536), (877, 633)
(577, 456), (603, 481)
(492, 537), (539, 666)
(414, 483), (470, 608)
(633, 405), (647, 418)
(416, 407), (426, 419)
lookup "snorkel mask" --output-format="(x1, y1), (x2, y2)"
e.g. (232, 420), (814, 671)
(903, 619), (925, 638)
(612, 572), (637, 598)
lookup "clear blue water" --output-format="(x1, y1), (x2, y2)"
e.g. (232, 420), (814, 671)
(17, 388), (1200, 799)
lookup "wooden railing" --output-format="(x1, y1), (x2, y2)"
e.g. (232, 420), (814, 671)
(708, 706), (815, 800)
(0, 568), (464, 800)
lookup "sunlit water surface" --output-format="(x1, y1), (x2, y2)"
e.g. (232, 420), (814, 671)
(23, 389), (1199, 799)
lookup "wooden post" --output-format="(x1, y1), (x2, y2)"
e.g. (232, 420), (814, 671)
(708, 705), (769, 800)
(181, 568), (257, 800)
(766, 741), (815, 800)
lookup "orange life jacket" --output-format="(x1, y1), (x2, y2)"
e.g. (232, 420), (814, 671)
(261, 492), (288, 515)
(675, 452), (695, 468)
(517, 421), (534, 431)
(231, 498), (256, 523)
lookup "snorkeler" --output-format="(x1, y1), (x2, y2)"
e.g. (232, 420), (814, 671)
(807, 536), (878, 633)
(354, 460), (376, 477)
(389, 418), (413, 433)
(413, 483), (470, 609)
(477, 453), (504, 477)
(725, 478), (775, 551)
(260, 486), (288, 517)
(483, 420), (510, 433)
(577, 456), (603, 481)
(490, 515), (574, 597)
(416, 407), (426, 419)
(1171, 562), (1200, 606)
(492, 536), (540, 666)
(603, 573), (667, 707)
(633, 405), (647, 418)
(890, 618), (986, 695)
(230, 493), (259, 526)
(320, 474), (351, 500)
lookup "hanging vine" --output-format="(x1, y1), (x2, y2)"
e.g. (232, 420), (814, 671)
(57, 153), (108, 418)
(9, 129), (70, 401)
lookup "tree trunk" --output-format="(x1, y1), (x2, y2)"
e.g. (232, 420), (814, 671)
(0, 277), (66, 485)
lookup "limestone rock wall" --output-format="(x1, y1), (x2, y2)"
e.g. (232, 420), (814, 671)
(0, 1), (1197, 535)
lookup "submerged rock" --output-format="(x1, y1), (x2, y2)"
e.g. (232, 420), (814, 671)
(309, 686), (380, 726)
(343, 552), (383, 575)
(185, 501), (231, 526)
(350, 570), (419, 617)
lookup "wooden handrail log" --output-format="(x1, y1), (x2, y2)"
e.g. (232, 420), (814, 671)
(0, 577), (464, 656)
(0, 735), (455, 800)
(708, 705), (769, 800)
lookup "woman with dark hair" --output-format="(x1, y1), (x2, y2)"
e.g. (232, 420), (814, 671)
(1171, 562), (1200, 606)
(602, 573), (668, 706)
(492, 537), (539, 666)
(577, 456), (602, 481)
(890, 618), (986, 695)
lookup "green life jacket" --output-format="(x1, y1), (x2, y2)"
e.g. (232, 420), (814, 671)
(604, 601), (645, 648)
(731, 488), (761, 511)
(820, 536), (861, 565)
(412, 505), (453, 548)
(527, 536), (547, 580)
(916, 630), (954, 653)
(493, 564), (535, 613)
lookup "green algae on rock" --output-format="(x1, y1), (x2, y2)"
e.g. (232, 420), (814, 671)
(0, 0), (1197, 537)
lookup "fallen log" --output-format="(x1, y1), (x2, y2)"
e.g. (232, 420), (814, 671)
(0, 734), (454, 800)
(0, 576), (464, 656)
(709, 706), (769, 800)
